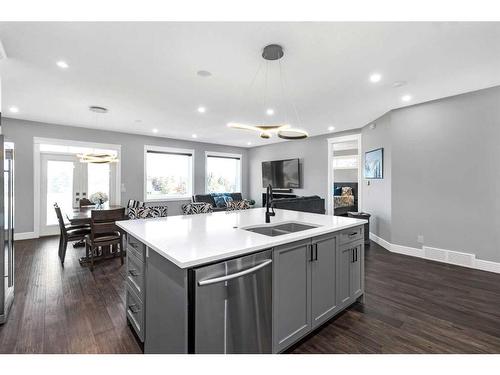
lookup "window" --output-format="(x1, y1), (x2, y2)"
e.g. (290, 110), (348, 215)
(145, 146), (194, 201)
(333, 155), (359, 169)
(205, 152), (242, 193)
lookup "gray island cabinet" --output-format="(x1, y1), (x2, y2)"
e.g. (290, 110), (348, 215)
(117, 208), (366, 354)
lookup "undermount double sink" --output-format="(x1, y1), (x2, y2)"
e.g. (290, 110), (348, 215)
(242, 221), (320, 237)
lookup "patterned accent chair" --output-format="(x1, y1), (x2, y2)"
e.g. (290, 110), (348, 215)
(181, 202), (213, 215)
(127, 199), (145, 209)
(128, 205), (168, 220)
(226, 200), (251, 211)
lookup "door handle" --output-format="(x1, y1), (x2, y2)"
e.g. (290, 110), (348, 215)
(309, 244), (314, 262)
(198, 259), (272, 286)
(352, 248), (355, 263)
(314, 243), (318, 261)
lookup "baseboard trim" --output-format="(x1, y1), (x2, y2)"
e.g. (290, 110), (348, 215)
(14, 231), (38, 240)
(369, 232), (500, 274)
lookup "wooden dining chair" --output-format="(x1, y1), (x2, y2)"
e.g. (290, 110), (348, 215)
(54, 203), (91, 265)
(79, 197), (94, 207)
(85, 207), (126, 271)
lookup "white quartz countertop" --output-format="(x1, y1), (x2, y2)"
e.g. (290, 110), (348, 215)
(117, 208), (367, 269)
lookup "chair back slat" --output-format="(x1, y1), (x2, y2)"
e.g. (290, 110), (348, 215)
(79, 198), (94, 207)
(53, 203), (67, 234)
(90, 208), (126, 240)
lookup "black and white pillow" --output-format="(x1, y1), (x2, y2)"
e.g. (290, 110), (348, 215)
(128, 205), (168, 219)
(226, 200), (251, 211)
(182, 202), (213, 215)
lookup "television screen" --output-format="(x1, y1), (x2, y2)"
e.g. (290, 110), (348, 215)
(262, 158), (300, 188)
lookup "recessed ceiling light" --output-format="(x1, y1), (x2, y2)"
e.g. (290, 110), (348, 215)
(247, 142), (252, 146)
(152, 128), (158, 133)
(56, 60), (69, 69)
(197, 106), (206, 113)
(197, 70), (212, 77)
(401, 94), (412, 102)
(369, 73), (382, 83)
(328, 126), (335, 131)
(192, 134), (198, 139)
(9, 106), (19, 113)
(266, 108), (275, 116)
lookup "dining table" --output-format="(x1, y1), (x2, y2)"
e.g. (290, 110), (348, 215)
(66, 204), (126, 266)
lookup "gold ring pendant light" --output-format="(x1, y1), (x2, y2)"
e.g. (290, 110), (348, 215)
(228, 44), (308, 140)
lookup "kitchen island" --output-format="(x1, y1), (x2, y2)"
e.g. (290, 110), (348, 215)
(117, 208), (367, 354)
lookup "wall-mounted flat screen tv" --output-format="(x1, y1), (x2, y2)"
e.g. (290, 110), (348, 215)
(262, 158), (300, 188)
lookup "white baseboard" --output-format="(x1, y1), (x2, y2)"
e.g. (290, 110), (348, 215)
(369, 232), (500, 274)
(14, 231), (38, 240)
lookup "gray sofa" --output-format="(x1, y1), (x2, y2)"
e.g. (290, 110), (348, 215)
(192, 193), (244, 212)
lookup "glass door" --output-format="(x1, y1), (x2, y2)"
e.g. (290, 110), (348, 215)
(40, 154), (80, 235)
(40, 152), (115, 235)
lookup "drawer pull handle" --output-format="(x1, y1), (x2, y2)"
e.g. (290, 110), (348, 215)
(348, 232), (358, 237)
(128, 304), (141, 314)
(129, 243), (138, 249)
(128, 269), (140, 277)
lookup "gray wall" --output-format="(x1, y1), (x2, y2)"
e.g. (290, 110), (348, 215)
(361, 113), (392, 242)
(2, 118), (249, 233)
(362, 86), (500, 262)
(247, 130), (358, 207)
(390, 86), (500, 262)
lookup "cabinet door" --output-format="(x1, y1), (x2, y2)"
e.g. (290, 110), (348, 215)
(350, 242), (364, 299)
(311, 234), (338, 329)
(273, 239), (311, 353)
(337, 244), (353, 308)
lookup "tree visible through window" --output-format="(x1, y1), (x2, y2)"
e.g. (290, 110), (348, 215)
(145, 148), (193, 200)
(206, 154), (241, 193)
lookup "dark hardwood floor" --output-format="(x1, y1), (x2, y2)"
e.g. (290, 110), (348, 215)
(0, 236), (141, 354)
(1, 236), (500, 354)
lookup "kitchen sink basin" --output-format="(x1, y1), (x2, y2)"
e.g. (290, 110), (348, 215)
(243, 222), (319, 237)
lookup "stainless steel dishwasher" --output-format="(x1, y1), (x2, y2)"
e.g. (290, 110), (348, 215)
(191, 249), (273, 354)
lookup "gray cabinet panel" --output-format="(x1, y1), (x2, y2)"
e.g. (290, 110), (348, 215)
(337, 244), (352, 307)
(350, 242), (364, 299)
(273, 239), (311, 353)
(145, 249), (189, 353)
(311, 234), (338, 329)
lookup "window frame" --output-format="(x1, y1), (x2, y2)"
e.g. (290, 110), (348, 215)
(144, 145), (195, 202)
(204, 151), (243, 194)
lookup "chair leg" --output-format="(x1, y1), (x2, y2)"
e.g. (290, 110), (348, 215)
(61, 237), (68, 264)
(58, 235), (63, 260)
(119, 241), (124, 265)
(89, 244), (95, 272)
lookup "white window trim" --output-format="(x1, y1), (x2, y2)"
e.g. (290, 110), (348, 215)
(144, 145), (195, 202)
(204, 151), (243, 194)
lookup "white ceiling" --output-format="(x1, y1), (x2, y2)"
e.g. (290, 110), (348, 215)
(0, 22), (499, 147)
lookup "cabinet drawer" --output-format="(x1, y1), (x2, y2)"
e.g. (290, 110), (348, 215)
(126, 284), (145, 342)
(127, 251), (145, 301)
(339, 226), (363, 245)
(127, 234), (145, 261)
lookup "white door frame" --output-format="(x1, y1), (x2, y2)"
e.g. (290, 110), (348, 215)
(33, 137), (122, 238)
(40, 153), (80, 236)
(327, 134), (362, 216)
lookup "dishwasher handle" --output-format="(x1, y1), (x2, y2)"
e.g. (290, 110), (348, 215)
(198, 259), (273, 286)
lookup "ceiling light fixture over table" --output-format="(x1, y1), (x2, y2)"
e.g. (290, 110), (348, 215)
(228, 44), (308, 140)
(78, 106), (120, 164)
